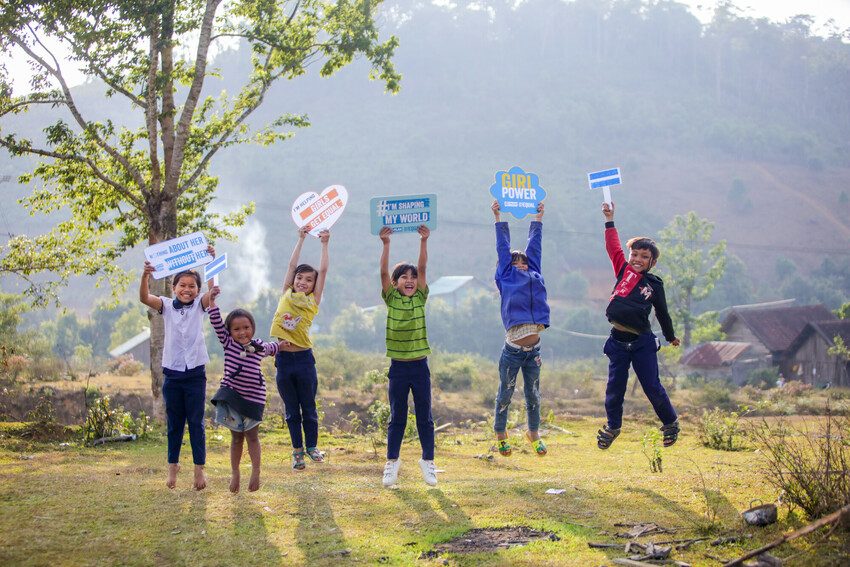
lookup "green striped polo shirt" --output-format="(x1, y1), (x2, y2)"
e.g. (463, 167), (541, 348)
(382, 286), (431, 359)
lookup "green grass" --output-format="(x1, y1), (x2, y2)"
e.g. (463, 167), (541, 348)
(0, 418), (842, 566)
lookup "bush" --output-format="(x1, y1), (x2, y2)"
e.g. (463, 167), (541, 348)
(750, 409), (850, 521)
(699, 406), (751, 451)
(359, 368), (388, 394)
(3, 354), (30, 381)
(696, 381), (734, 409)
(83, 395), (150, 444)
(432, 355), (477, 392)
(746, 367), (780, 390)
(114, 355), (144, 376)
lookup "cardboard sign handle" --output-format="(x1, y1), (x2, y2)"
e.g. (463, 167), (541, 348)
(603, 186), (612, 206)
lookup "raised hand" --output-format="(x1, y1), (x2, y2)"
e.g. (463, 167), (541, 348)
(602, 202), (615, 221)
(418, 225), (430, 240)
(379, 226), (392, 244)
(318, 229), (330, 244)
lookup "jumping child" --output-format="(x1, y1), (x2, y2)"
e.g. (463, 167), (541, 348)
(139, 248), (215, 490)
(492, 200), (550, 457)
(270, 227), (330, 470)
(208, 286), (284, 492)
(378, 225), (437, 487)
(597, 202), (681, 450)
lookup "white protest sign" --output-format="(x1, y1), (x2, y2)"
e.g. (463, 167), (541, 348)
(291, 185), (348, 236)
(144, 232), (211, 279)
(587, 167), (622, 205)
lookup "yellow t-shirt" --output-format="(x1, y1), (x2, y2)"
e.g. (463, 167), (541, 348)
(269, 288), (319, 348)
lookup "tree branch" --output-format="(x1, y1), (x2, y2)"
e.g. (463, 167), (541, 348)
(0, 98), (67, 118)
(12, 28), (149, 194)
(165, 0), (221, 193)
(144, 16), (161, 200)
(0, 138), (144, 209)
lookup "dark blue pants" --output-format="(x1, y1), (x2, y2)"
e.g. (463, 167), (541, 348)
(387, 358), (434, 460)
(275, 350), (319, 449)
(603, 333), (677, 430)
(162, 366), (207, 465)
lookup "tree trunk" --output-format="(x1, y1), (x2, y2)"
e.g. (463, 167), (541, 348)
(148, 200), (178, 420)
(683, 289), (693, 348)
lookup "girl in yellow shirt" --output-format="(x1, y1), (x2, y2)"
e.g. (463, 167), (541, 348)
(270, 226), (330, 470)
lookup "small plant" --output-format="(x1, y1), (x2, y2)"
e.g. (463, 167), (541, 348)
(359, 367), (388, 393)
(641, 429), (663, 473)
(343, 410), (363, 434)
(368, 400), (391, 435)
(84, 396), (122, 443)
(21, 390), (63, 439)
(746, 367), (780, 390)
(699, 405), (753, 451)
(696, 381), (734, 409)
(750, 405), (850, 521)
(115, 355), (144, 376)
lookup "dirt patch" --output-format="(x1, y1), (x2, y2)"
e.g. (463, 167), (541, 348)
(422, 526), (559, 557)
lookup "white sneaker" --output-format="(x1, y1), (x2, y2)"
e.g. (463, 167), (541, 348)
(419, 458), (438, 487)
(382, 459), (401, 487)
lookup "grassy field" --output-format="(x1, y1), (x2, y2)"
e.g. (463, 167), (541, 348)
(0, 415), (844, 567)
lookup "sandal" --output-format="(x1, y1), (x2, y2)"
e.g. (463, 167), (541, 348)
(525, 431), (547, 456)
(661, 421), (680, 447)
(306, 447), (324, 463)
(291, 450), (306, 471)
(596, 425), (620, 450)
(497, 438), (512, 457)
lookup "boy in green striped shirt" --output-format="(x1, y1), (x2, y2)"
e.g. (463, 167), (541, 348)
(378, 225), (437, 488)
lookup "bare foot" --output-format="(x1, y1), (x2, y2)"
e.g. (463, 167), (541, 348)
(526, 430), (540, 441)
(229, 470), (240, 493)
(248, 468), (260, 492)
(166, 463), (180, 489)
(496, 431), (508, 441)
(193, 465), (207, 491)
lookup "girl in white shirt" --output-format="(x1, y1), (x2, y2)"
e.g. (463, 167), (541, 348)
(140, 254), (215, 490)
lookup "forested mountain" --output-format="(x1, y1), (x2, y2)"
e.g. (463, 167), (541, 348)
(3, 0), (849, 329)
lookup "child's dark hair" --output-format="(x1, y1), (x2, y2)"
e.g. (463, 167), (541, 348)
(294, 264), (318, 278)
(225, 308), (256, 333)
(510, 250), (528, 265)
(391, 262), (417, 282)
(172, 269), (202, 288)
(626, 236), (660, 261)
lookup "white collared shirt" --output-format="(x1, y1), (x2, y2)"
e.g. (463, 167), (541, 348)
(159, 296), (210, 372)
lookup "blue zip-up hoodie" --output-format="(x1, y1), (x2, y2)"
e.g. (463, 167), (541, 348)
(494, 221), (550, 330)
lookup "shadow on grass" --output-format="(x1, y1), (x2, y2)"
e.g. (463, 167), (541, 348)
(233, 497), (284, 564)
(294, 485), (351, 562)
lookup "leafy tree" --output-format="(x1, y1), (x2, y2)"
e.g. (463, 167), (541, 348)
(109, 307), (148, 350)
(0, 292), (30, 363)
(657, 212), (727, 347)
(0, 0), (399, 414)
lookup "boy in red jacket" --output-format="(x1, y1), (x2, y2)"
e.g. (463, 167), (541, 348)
(598, 202), (680, 450)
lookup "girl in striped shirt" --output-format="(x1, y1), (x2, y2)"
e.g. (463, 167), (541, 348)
(208, 286), (285, 492)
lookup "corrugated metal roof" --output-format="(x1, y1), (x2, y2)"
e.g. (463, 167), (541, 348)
(108, 327), (151, 358)
(721, 304), (836, 353)
(788, 319), (850, 353)
(428, 276), (485, 296)
(681, 341), (752, 368)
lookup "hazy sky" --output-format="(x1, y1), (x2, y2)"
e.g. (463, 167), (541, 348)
(3, 1), (849, 93)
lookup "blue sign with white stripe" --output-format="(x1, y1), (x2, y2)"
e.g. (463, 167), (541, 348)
(203, 253), (228, 281)
(587, 167), (621, 190)
(370, 194), (437, 234)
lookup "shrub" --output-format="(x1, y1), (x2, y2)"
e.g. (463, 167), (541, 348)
(696, 381), (734, 408)
(83, 395), (150, 444)
(432, 356), (477, 392)
(115, 355), (144, 376)
(641, 429), (663, 473)
(4, 354), (30, 381)
(746, 367), (780, 390)
(359, 367), (388, 394)
(750, 408), (850, 521)
(699, 406), (751, 451)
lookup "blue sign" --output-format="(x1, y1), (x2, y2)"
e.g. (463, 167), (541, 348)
(587, 167), (621, 189)
(203, 253), (228, 282)
(370, 194), (438, 235)
(489, 166), (546, 219)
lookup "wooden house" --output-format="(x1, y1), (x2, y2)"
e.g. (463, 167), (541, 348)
(786, 320), (850, 387)
(720, 302), (837, 377)
(680, 341), (757, 384)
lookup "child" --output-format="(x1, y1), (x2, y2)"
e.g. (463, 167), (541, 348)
(598, 202), (680, 450)
(378, 225), (437, 488)
(208, 286), (284, 492)
(491, 200), (550, 457)
(139, 249), (214, 490)
(270, 227), (330, 470)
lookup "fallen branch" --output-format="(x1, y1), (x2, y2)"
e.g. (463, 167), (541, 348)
(91, 434), (137, 446)
(710, 535), (751, 546)
(723, 502), (850, 567)
(407, 422), (452, 442)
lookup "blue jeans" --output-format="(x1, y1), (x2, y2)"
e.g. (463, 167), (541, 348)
(162, 366), (207, 465)
(494, 344), (542, 433)
(275, 350), (319, 449)
(603, 332), (677, 430)
(387, 358), (434, 460)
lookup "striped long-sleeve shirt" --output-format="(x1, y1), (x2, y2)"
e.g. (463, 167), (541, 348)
(209, 306), (279, 407)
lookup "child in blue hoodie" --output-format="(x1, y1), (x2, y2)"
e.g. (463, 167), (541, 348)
(492, 200), (550, 457)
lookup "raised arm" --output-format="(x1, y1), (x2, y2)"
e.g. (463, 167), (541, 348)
(603, 202), (626, 275)
(493, 200), (512, 275)
(417, 225), (429, 290)
(525, 202), (544, 274)
(379, 227), (392, 293)
(139, 262), (164, 311)
(200, 244), (216, 309)
(313, 230), (330, 305)
(207, 289), (230, 346)
(283, 226), (309, 291)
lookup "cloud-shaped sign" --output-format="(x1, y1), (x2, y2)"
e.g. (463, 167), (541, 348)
(489, 166), (547, 220)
